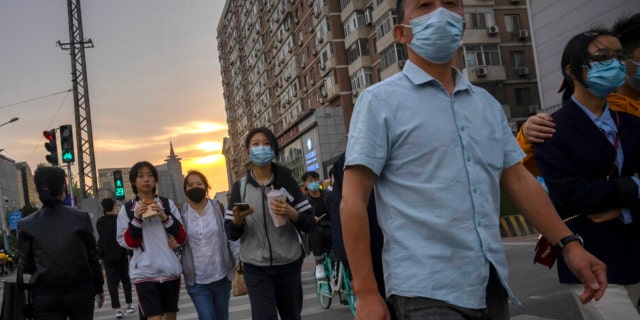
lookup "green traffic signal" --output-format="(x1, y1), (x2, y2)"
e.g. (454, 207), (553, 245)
(62, 150), (74, 162)
(59, 124), (75, 164)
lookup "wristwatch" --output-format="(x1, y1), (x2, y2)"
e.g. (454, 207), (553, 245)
(555, 234), (584, 252)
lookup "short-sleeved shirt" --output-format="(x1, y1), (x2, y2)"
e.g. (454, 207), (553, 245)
(345, 60), (525, 309)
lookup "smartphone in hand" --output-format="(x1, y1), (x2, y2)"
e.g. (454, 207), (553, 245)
(235, 203), (250, 211)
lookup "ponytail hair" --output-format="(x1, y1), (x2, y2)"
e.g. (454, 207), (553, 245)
(34, 166), (66, 208)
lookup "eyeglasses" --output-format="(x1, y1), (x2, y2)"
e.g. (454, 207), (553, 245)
(589, 50), (627, 66)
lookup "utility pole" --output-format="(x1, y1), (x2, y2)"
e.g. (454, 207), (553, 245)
(57, 0), (98, 200)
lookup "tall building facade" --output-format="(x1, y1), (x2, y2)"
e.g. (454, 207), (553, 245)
(218, 0), (541, 180)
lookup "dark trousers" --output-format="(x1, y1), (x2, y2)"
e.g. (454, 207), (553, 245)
(32, 287), (95, 320)
(311, 224), (332, 258)
(243, 257), (304, 320)
(104, 256), (133, 309)
(388, 266), (509, 320)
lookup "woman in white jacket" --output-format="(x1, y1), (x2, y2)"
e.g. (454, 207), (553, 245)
(117, 161), (186, 320)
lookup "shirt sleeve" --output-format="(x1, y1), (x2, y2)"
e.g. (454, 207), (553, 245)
(344, 88), (388, 175)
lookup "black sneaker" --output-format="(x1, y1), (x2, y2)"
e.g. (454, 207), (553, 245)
(116, 310), (124, 319)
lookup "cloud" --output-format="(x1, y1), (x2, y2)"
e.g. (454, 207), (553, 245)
(167, 121), (227, 136)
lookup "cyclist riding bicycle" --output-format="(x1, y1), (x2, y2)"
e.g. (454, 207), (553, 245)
(301, 171), (333, 279)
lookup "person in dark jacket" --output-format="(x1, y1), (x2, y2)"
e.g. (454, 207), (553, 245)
(97, 197), (136, 319)
(300, 170), (333, 279)
(225, 127), (314, 320)
(535, 29), (640, 319)
(18, 166), (105, 319)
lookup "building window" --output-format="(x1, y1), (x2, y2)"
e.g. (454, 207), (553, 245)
(515, 88), (531, 106)
(380, 43), (407, 70)
(351, 68), (374, 90)
(373, 0), (385, 7)
(504, 14), (520, 33)
(510, 51), (525, 68)
(340, 0), (352, 10)
(347, 39), (370, 64)
(344, 11), (366, 37)
(464, 45), (501, 67)
(375, 12), (396, 39)
(464, 7), (494, 29)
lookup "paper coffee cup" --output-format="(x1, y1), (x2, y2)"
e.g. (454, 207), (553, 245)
(267, 189), (287, 227)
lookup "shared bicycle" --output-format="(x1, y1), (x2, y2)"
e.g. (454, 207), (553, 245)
(314, 250), (357, 316)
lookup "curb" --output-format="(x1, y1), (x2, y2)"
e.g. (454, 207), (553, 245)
(500, 214), (537, 237)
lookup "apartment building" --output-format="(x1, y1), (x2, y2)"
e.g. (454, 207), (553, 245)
(218, 0), (540, 181)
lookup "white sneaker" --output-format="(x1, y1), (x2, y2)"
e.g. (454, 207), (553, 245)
(315, 264), (326, 279)
(116, 309), (124, 319)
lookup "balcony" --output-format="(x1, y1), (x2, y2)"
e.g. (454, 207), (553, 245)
(344, 26), (370, 48)
(340, 0), (367, 22)
(463, 65), (507, 82)
(371, 0), (393, 23)
(347, 55), (372, 75)
(326, 83), (341, 101)
(462, 28), (501, 45)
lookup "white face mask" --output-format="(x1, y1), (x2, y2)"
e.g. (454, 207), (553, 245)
(402, 7), (464, 64)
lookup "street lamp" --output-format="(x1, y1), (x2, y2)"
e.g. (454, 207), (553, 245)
(0, 117), (19, 128)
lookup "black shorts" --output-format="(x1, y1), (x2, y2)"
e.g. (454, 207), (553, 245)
(135, 278), (181, 317)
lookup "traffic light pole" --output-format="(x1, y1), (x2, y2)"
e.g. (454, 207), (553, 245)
(66, 163), (75, 208)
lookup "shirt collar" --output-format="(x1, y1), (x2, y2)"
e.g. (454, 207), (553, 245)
(402, 60), (474, 94)
(571, 95), (615, 129)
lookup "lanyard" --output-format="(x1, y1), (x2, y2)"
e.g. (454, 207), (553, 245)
(606, 111), (621, 181)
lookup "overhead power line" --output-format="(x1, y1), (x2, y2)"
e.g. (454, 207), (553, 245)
(0, 89), (72, 109)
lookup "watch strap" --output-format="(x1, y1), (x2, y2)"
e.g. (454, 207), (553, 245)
(555, 234), (583, 252)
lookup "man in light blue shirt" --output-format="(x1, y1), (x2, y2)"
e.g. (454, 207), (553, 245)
(340, 1), (608, 319)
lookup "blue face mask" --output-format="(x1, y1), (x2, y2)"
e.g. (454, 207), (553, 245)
(586, 59), (626, 98)
(249, 146), (275, 167)
(626, 60), (640, 91)
(307, 181), (320, 192)
(404, 7), (464, 64)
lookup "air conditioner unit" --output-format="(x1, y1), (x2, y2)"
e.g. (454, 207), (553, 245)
(300, 62), (306, 68)
(285, 25), (290, 32)
(298, 39), (303, 47)
(280, 7), (285, 14)
(352, 88), (359, 97)
(518, 30), (529, 39)
(319, 98), (326, 104)
(312, 49), (318, 56)
(397, 60), (406, 68)
(319, 63), (325, 70)
(288, 47), (292, 53)
(518, 67), (529, 75)
(488, 25), (499, 36)
(303, 87), (308, 93)
(317, 36), (323, 44)
(476, 66), (488, 77)
(364, 8), (373, 25)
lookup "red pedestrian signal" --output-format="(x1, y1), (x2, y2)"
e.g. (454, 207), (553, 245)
(43, 129), (58, 166)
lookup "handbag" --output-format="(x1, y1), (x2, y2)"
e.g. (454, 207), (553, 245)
(0, 264), (33, 320)
(534, 214), (581, 269)
(232, 263), (248, 297)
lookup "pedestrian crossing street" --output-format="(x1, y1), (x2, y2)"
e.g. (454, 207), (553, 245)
(93, 267), (355, 320)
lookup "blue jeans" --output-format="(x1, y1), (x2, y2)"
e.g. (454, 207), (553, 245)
(186, 278), (232, 320)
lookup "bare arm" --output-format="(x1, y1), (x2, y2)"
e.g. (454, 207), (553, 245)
(500, 163), (607, 303)
(341, 165), (390, 320)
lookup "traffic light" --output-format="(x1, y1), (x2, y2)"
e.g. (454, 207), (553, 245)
(43, 129), (58, 166)
(59, 124), (74, 163)
(113, 170), (125, 200)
